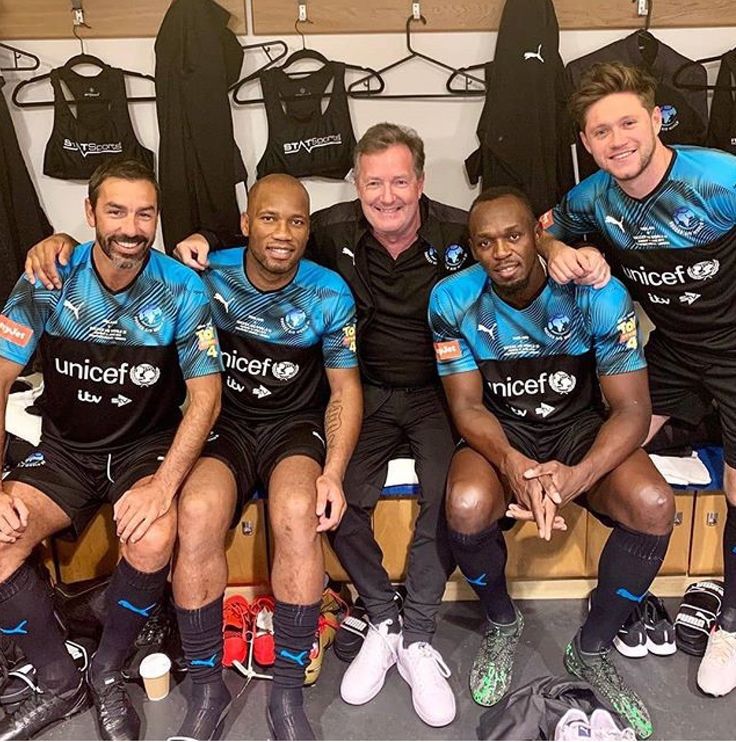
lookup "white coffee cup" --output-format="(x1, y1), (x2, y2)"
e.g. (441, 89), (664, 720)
(138, 652), (172, 701)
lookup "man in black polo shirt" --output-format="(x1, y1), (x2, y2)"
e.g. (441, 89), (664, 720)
(304, 123), (467, 727)
(26, 123), (467, 727)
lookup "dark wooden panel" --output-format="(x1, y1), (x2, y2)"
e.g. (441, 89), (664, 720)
(0, 0), (246, 40)
(253, 0), (736, 34)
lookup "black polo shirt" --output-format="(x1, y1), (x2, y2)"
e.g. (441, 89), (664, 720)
(360, 233), (439, 387)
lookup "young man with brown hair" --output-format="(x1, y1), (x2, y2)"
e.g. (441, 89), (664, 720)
(539, 61), (736, 698)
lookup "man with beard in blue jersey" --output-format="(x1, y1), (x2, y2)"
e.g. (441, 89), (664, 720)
(0, 159), (223, 741)
(428, 187), (673, 739)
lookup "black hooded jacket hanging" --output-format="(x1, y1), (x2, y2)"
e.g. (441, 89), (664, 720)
(155, 0), (247, 250)
(465, 0), (574, 216)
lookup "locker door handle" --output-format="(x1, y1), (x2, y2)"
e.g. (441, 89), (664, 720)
(673, 511), (683, 526)
(241, 521), (254, 536)
(706, 512), (719, 527)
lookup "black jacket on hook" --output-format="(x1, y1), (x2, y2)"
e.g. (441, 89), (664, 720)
(708, 48), (736, 156)
(154, 0), (246, 251)
(465, 0), (574, 216)
(0, 77), (52, 306)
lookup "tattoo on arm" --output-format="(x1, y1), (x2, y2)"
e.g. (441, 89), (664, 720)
(325, 400), (343, 449)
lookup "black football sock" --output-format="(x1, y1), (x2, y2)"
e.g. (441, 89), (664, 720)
(176, 595), (226, 689)
(90, 558), (169, 682)
(0, 562), (77, 693)
(269, 600), (320, 714)
(448, 524), (516, 624)
(582, 524), (670, 652)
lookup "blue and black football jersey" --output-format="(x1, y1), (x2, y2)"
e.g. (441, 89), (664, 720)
(202, 248), (357, 422)
(544, 146), (736, 354)
(0, 242), (222, 451)
(429, 264), (646, 426)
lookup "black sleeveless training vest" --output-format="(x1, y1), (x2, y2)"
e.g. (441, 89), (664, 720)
(43, 63), (154, 180)
(256, 62), (356, 180)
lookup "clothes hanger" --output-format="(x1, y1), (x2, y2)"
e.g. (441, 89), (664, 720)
(673, 48), (736, 91)
(232, 18), (385, 106)
(12, 26), (156, 108)
(347, 15), (485, 100)
(0, 43), (40, 72)
(446, 62), (489, 96)
(634, 0), (658, 67)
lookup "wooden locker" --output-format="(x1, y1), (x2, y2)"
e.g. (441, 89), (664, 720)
(374, 499), (419, 581)
(585, 493), (694, 577)
(506, 505), (587, 579)
(54, 506), (118, 583)
(226, 500), (270, 586)
(689, 492), (727, 576)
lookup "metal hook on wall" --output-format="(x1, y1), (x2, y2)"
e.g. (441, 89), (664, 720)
(295, 3), (313, 50)
(71, 0), (92, 54)
(633, 0), (653, 30)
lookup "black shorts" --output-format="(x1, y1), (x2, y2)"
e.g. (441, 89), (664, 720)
(201, 411), (326, 525)
(646, 332), (736, 467)
(5, 431), (175, 537)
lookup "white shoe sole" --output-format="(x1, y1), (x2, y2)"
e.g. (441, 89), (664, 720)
(396, 660), (456, 727)
(696, 676), (736, 697)
(613, 636), (648, 658)
(646, 637), (677, 656)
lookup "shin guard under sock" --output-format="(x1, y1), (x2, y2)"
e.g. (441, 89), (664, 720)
(448, 524), (516, 624)
(92, 558), (169, 678)
(176, 595), (225, 687)
(271, 600), (320, 692)
(582, 524), (670, 652)
(0, 563), (77, 693)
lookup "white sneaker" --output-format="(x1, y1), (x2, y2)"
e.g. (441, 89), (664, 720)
(590, 709), (636, 740)
(697, 626), (736, 696)
(340, 618), (400, 705)
(554, 708), (590, 740)
(396, 641), (456, 727)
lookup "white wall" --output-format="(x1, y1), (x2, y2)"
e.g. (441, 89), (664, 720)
(3, 3), (736, 251)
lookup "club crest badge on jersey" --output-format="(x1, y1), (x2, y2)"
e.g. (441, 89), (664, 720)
(281, 308), (309, 334)
(444, 244), (467, 271)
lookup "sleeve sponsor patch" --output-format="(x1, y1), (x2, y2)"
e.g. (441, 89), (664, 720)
(434, 340), (462, 362)
(0, 315), (33, 347)
(342, 323), (356, 353)
(195, 323), (219, 358)
(539, 210), (555, 230)
(616, 314), (638, 350)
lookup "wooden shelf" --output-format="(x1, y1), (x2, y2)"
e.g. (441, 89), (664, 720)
(252, 0), (736, 35)
(0, 0), (246, 41)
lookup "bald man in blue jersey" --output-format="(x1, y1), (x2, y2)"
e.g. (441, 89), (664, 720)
(429, 187), (673, 739)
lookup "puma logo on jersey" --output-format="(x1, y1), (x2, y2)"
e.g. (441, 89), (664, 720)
(477, 323), (496, 339)
(214, 293), (231, 313)
(342, 247), (356, 265)
(63, 299), (84, 321)
(252, 384), (271, 399)
(523, 44), (544, 62)
(604, 215), (626, 233)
